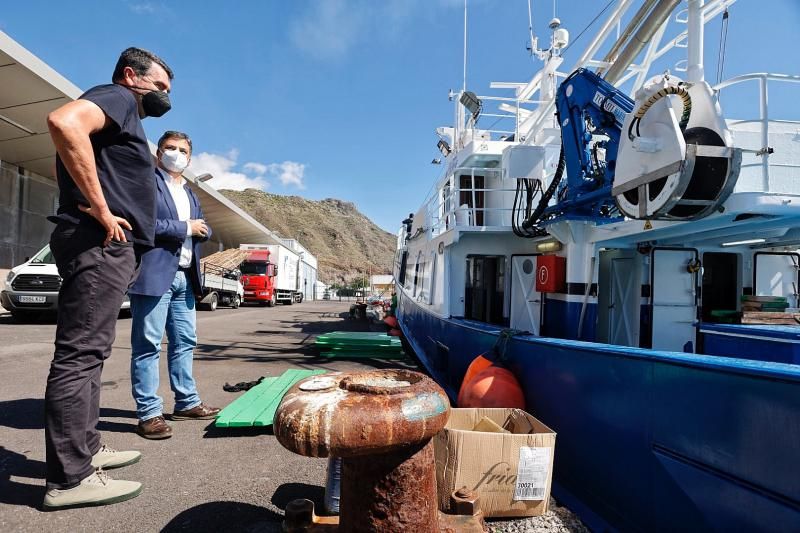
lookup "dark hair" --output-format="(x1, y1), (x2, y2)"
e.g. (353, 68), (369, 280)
(112, 47), (174, 82)
(158, 130), (192, 153)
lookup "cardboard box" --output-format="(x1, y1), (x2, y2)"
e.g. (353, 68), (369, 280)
(434, 408), (556, 518)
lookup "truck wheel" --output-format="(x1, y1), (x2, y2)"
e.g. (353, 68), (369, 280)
(201, 293), (218, 311)
(285, 295), (293, 305)
(232, 295), (241, 309)
(297, 294), (304, 303)
(267, 293), (276, 307)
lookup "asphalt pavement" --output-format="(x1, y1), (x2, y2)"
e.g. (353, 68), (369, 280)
(0, 301), (416, 532)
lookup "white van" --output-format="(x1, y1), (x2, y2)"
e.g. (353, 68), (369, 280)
(1, 244), (130, 320)
(1, 245), (60, 319)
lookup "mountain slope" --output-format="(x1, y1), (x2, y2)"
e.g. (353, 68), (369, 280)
(220, 189), (396, 285)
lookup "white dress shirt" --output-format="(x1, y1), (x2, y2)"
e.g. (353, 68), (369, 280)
(163, 172), (193, 268)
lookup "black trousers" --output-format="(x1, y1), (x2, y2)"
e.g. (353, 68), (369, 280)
(45, 222), (138, 490)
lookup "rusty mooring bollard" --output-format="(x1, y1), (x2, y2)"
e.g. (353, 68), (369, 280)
(274, 369), (451, 532)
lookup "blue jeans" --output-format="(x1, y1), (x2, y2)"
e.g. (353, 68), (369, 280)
(130, 270), (201, 421)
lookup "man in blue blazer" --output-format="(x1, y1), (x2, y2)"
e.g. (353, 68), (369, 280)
(128, 130), (220, 439)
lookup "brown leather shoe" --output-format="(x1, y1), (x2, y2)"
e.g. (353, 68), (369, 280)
(171, 403), (221, 421)
(136, 416), (173, 440)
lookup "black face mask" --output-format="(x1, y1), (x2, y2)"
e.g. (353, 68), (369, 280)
(141, 90), (171, 117)
(125, 85), (172, 118)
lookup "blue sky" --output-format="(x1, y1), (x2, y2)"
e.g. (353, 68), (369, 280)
(1, 1), (798, 232)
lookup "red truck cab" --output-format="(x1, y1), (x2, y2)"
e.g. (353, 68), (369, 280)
(240, 250), (277, 306)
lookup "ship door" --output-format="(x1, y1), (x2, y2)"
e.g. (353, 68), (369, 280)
(510, 255), (541, 335)
(598, 249), (641, 346)
(701, 252), (740, 321)
(609, 257), (640, 346)
(754, 252), (800, 307)
(465, 255), (506, 325)
(651, 248), (698, 352)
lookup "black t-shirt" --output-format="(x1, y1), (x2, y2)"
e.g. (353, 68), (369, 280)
(53, 84), (156, 247)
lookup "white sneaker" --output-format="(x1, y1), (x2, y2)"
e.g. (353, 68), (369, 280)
(91, 444), (141, 470)
(43, 469), (142, 510)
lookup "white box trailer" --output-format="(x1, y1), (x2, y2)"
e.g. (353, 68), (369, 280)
(267, 244), (299, 293)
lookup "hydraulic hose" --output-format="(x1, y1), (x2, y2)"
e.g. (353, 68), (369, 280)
(521, 146), (566, 231)
(628, 85), (692, 140)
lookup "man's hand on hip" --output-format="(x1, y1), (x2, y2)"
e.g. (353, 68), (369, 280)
(189, 219), (208, 237)
(78, 204), (133, 246)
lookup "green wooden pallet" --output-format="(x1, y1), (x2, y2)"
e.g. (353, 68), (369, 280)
(319, 350), (407, 360)
(315, 331), (404, 359)
(215, 368), (326, 428)
(315, 332), (401, 347)
(322, 344), (403, 353)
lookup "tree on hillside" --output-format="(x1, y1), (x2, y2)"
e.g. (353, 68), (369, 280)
(349, 276), (369, 290)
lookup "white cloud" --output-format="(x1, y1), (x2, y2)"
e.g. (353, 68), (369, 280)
(189, 150), (269, 191)
(288, 0), (467, 61)
(128, 2), (156, 14)
(289, 0), (366, 62)
(188, 152), (307, 191)
(126, 1), (173, 15)
(243, 162), (268, 175)
(267, 161), (307, 189)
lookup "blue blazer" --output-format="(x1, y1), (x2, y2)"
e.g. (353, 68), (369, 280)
(129, 168), (211, 297)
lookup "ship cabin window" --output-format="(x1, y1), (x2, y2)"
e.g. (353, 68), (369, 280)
(427, 251), (437, 304)
(457, 173), (485, 227)
(442, 182), (452, 230)
(701, 252), (741, 322)
(465, 255), (506, 325)
(413, 252), (422, 296)
(397, 250), (409, 285)
(417, 260), (428, 300)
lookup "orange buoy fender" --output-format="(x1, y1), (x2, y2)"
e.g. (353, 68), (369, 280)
(387, 328), (402, 337)
(457, 354), (493, 406)
(384, 316), (398, 328)
(458, 366), (525, 409)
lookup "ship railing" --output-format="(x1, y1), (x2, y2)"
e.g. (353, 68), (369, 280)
(426, 204), (520, 237)
(714, 73), (800, 193)
(458, 94), (546, 145)
(423, 167), (521, 236)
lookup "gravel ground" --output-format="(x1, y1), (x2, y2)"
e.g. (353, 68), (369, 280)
(487, 498), (588, 532)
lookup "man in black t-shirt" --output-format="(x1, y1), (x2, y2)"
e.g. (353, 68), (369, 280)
(43, 47), (173, 510)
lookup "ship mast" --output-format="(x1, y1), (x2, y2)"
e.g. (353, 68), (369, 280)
(518, 0), (735, 147)
(686, 0), (705, 83)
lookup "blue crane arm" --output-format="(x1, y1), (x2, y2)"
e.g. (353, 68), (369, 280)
(522, 68), (634, 228)
(552, 68), (634, 216)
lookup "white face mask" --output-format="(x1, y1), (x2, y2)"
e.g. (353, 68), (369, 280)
(161, 149), (189, 173)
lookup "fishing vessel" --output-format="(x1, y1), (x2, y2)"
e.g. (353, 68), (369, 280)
(393, 1), (800, 530)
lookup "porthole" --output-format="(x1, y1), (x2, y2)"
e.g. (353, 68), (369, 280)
(522, 259), (534, 274)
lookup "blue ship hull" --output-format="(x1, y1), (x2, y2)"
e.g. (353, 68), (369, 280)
(398, 292), (800, 532)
